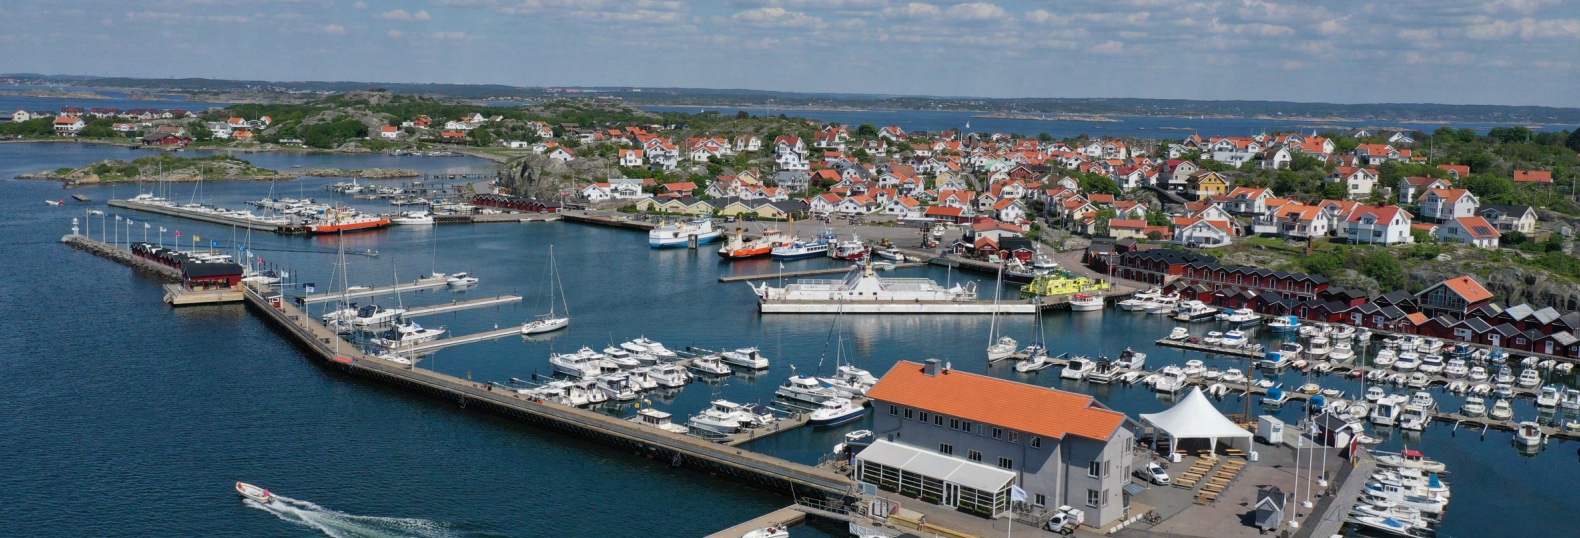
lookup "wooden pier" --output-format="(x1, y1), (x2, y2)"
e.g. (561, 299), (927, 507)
(241, 282), (857, 499)
(162, 284), (244, 306)
(719, 263), (925, 282)
(434, 213), (561, 225)
(392, 326), (525, 355)
(1155, 338), (1268, 359)
(300, 277), (450, 304)
(703, 506), (806, 538)
(400, 295), (522, 318)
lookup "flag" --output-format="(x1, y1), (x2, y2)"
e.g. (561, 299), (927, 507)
(144, 223), (150, 229)
(89, 210), (103, 215)
(175, 230), (182, 237)
(211, 240), (219, 247)
(159, 227), (166, 232)
(304, 283), (316, 293)
(280, 271), (288, 278)
(115, 215), (122, 221)
(194, 235), (200, 242)
(1010, 485), (1028, 503)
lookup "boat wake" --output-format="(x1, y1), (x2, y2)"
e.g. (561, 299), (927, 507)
(245, 494), (457, 538)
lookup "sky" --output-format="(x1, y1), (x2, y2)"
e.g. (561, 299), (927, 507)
(2, 0), (1578, 107)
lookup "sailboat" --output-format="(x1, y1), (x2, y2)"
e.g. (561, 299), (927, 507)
(818, 304), (879, 397)
(521, 245), (571, 335)
(986, 260), (1017, 360)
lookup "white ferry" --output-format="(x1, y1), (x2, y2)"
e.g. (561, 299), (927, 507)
(751, 265), (976, 303)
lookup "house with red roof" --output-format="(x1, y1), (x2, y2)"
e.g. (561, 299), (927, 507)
(379, 125), (400, 139)
(1107, 219), (1149, 240)
(1174, 217), (1235, 247)
(1354, 143), (1401, 165)
(1437, 216), (1501, 249)
(1222, 187), (1273, 215)
(1327, 166), (1379, 198)
(1514, 170), (1553, 184)
(1342, 205), (1414, 245)
(860, 360), (1135, 525)
(1274, 204), (1328, 239)
(1415, 275), (1495, 319)
(1436, 164), (1470, 179)
(52, 116), (85, 136)
(1417, 188), (1479, 222)
(1397, 176), (1452, 205)
(619, 148), (645, 167)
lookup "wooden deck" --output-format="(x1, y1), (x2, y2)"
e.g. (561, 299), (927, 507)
(392, 326), (525, 355)
(703, 506), (806, 538)
(400, 295), (522, 317)
(300, 277), (450, 304)
(1155, 338), (1268, 359)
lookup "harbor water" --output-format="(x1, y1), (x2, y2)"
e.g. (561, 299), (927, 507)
(4, 142), (1579, 537)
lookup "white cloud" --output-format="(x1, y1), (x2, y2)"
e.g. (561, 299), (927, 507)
(732, 7), (823, 28)
(319, 24), (347, 35)
(388, 29), (404, 37)
(375, 9), (432, 21)
(881, 2), (942, 20)
(433, 31), (469, 40)
(1089, 40), (1126, 54)
(353, 1), (367, 8)
(945, 2), (1007, 21)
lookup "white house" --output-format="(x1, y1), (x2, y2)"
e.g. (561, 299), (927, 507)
(835, 195), (880, 215)
(1175, 218), (1234, 247)
(52, 116), (85, 136)
(882, 197), (923, 218)
(379, 126), (400, 139)
(1397, 176), (1451, 205)
(606, 178), (646, 199)
(618, 149), (645, 167)
(733, 135), (762, 152)
(1437, 216), (1501, 249)
(1417, 188), (1478, 222)
(1258, 147), (1292, 170)
(1342, 205), (1414, 245)
(808, 193), (842, 215)
(580, 183), (613, 201)
(548, 147), (577, 162)
(776, 152), (809, 171)
(1327, 166), (1379, 199)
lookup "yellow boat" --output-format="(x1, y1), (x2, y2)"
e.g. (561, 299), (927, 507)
(1020, 270), (1111, 298)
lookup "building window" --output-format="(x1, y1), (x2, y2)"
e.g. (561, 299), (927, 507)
(1009, 432), (1019, 443)
(934, 415), (944, 426)
(968, 450), (982, 462)
(919, 411), (928, 423)
(903, 408), (913, 419)
(998, 457), (1013, 470)
(991, 427), (1002, 440)
(889, 405), (898, 416)
(1104, 460), (1111, 478)
(1088, 460), (1101, 478)
(1086, 489), (1099, 508)
(963, 421), (973, 433)
(1031, 436), (1042, 449)
(940, 443), (953, 456)
(1035, 494), (1047, 507)
(1102, 489), (1110, 507)
(950, 418), (960, 430)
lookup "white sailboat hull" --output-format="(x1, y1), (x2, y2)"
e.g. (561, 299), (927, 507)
(521, 316), (570, 334)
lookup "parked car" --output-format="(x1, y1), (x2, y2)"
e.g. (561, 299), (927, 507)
(1138, 461), (1170, 485)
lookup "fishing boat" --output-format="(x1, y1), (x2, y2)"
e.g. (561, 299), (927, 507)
(235, 482), (274, 504)
(829, 234), (872, 260)
(770, 227), (837, 259)
(629, 408), (689, 434)
(1069, 293), (1104, 312)
(808, 397), (866, 426)
(720, 347), (770, 369)
(521, 246), (571, 334)
(304, 209), (391, 234)
(717, 224), (789, 259)
(648, 217), (722, 247)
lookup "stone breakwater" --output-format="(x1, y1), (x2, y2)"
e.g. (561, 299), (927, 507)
(60, 235), (181, 282)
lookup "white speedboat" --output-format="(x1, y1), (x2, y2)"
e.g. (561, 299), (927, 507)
(1329, 324), (1356, 341)
(1307, 336), (1332, 358)
(720, 347), (770, 369)
(1418, 355), (1445, 374)
(1444, 358), (1469, 378)
(1373, 348), (1397, 368)
(352, 304), (406, 326)
(1365, 386), (1386, 402)
(1393, 352), (1421, 372)
(1490, 398), (1515, 420)
(649, 363), (692, 388)
(625, 367), (660, 390)
(629, 408), (689, 434)
(809, 397), (866, 426)
(371, 322), (445, 347)
(1113, 348), (1146, 370)
(1562, 388), (1580, 410)
(1517, 368), (1542, 388)
(1347, 515), (1422, 537)
(601, 346), (642, 369)
(1216, 307), (1260, 326)
(596, 373), (640, 401)
(1515, 421), (1543, 447)
(1467, 365), (1489, 382)
(1406, 372), (1430, 389)
(1069, 293), (1104, 312)
(1167, 327), (1190, 341)
(742, 525), (791, 538)
(1061, 356), (1093, 380)
(391, 211), (435, 225)
(1203, 331), (1224, 345)
(1220, 330), (1248, 348)
(446, 272), (479, 288)
(1328, 343), (1355, 362)
(1374, 449), (1447, 472)
(1172, 300), (1217, 322)
(1182, 360), (1206, 377)
(1221, 368), (1246, 384)
(1461, 396), (1487, 417)
(235, 482), (274, 504)
(1537, 384), (1561, 407)
(689, 355), (732, 376)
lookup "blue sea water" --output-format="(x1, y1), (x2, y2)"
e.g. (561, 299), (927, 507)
(4, 142), (1579, 537)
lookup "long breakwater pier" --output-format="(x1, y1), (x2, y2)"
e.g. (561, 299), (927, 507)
(241, 282), (859, 499)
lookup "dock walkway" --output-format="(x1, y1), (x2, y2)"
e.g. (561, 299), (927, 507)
(300, 278), (450, 304)
(392, 326), (524, 355)
(703, 506), (806, 538)
(400, 295), (522, 318)
(560, 212), (657, 231)
(1298, 458), (1375, 538)
(1155, 338), (1267, 359)
(242, 283), (856, 498)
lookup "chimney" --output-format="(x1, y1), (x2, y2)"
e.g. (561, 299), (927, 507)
(924, 359), (941, 377)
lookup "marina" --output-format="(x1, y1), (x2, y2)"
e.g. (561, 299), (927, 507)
(299, 276), (451, 304)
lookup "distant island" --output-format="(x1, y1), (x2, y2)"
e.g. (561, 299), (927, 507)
(972, 112), (1121, 123)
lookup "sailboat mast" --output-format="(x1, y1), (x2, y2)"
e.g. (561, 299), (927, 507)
(988, 259), (1003, 347)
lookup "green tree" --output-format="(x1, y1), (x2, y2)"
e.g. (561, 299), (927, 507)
(1502, 230), (1527, 245)
(189, 123), (213, 142)
(735, 110), (750, 120)
(1038, 132), (1054, 143)
(1460, 174), (1514, 201)
(1360, 251), (1407, 290)
(1145, 210), (1171, 226)
(1488, 126), (1532, 144)
(1409, 227), (1436, 245)
(856, 123), (878, 138)
(1093, 208), (1119, 236)
(1566, 128), (1580, 152)
(1320, 180), (1348, 200)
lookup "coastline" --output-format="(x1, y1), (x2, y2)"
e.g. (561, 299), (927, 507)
(640, 103), (1577, 127)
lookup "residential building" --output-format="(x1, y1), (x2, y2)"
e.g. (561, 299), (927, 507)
(1174, 217), (1234, 247)
(1417, 188), (1478, 222)
(1326, 166), (1378, 199)
(1397, 176), (1451, 205)
(1514, 170), (1553, 184)
(1342, 205), (1414, 245)
(1184, 171), (1229, 201)
(53, 116), (85, 136)
(379, 126), (399, 139)
(1415, 275), (1495, 320)
(1437, 216), (1501, 249)
(860, 360), (1134, 525)
(1478, 204), (1537, 234)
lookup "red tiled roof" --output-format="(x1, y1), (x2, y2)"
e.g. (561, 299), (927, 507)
(1440, 276), (1494, 304)
(925, 206), (964, 217)
(1514, 170), (1553, 183)
(867, 361), (1127, 441)
(1437, 164), (1470, 176)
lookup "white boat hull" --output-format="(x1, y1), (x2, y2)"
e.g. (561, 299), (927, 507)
(521, 317), (570, 334)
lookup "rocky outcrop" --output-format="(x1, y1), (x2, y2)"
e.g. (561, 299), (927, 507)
(497, 153), (618, 200)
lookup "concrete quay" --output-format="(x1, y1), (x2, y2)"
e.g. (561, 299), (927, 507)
(108, 198), (283, 232)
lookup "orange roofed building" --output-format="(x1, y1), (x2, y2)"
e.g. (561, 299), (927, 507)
(859, 359), (1134, 525)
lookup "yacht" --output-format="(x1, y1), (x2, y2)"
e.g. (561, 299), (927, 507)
(1069, 293), (1104, 312)
(1461, 396), (1487, 417)
(1373, 348), (1397, 368)
(777, 375), (839, 405)
(1489, 398), (1515, 420)
(391, 211), (435, 225)
(446, 272), (479, 288)
(1443, 358), (1469, 378)
(1329, 324), (1356, 341)
(521, 245), (571, 334)
(1306, 336), (1332, 358)
(352, 304), (406, 326)
(1372, 395), (1406, 426)
(550, 347), (614, 379)
(1392, 351), (1421, 372)
(1328, 342), (1355, 362)
(1145, 295), (1179, 315)
(595, 373), (640, 401)
(1215, 308), (1260, 326)
(1182, 360), (1206, 377)
(1014, 345), (1054, 373)
(625, 367), (660, 390)
(601, 346), (642, 369)
(1221, 368), (1247, 384)
(1537, 385), (1562, 407)
(1515, 421), (1543, 447)
(649, 218), (723, 248)
(1061, 356), (1094, 380)
(1266, 315), (1301, 333)
(1365, 386), (1386, 402)
(720, 347), (770, 369)
(688, 355), (732, 376)
(1113, 348), (1147, 370)
(1220, 330), (1248, 348)
(1517, 368), (1542, 388)
(808, 398), (866, 426)
(629, 408), (690, 434)
(1467, 365), (1489, 382)
(688, 401), (749, 435)
(1118, 288), (1161, 311)
(648, 363), (692, 388)
(1172, 300), (1217, 322)
(1167, 327), (1190, 341)
(625, 337), (677, 359)
(371, 322), (444, 348)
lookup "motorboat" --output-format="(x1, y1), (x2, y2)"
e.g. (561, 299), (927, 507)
(595, 373), (640, 401)
(625, 337), (677, 359)
(720, 347), (770, 369)
(352, 304), (406, 326)
(1061, 356), (1094, 380)
(1467, 365), (1489, 382)
(688, 402), (747, 435)
(688, 355), (732, 376)
(1086, 359), (1119, 384)
(1221, 368), (1247, 384)
(1372, 395), (1406, 426)
(371, 321), (444, 348)
(1215, 307), (1260, 326)
(1562, 388), (1580, 411)
(1118, 288), (1161, 311)
(236, 482), (274, 504)
(1536, 385), (1561, 407)
(391, 211), (435, 225)
(1069, 293), (1104, 312)
(1153, 367), (1189, 393)
(1443, 358), (1469, 378)
(1259, 351), (1290, 370)
(1373, 348), (1397, 368)
(1445, 380), (1467, 394)
(742, 526), (791, 538)
(1515, 421), (1543, 447)
(1365, 386), (1386, 402)
(1517, 368), (1542, 388)
(875, 247), (905, 261)
(776, 375), (839, 405)
(1203, 331), (1224, 345)
(1207, 383), (1229, 399)
(808, 397), (866, 426)
(1330, 324), (1356, 341)
(1375, 449), (1447, 473)
(1145, 295), (1179, 315)
(1418, 355), (1445, 374)
(602, 346), (642, 369)
(829, 234), (872, 260)
(1399, 407), (1428, 431)
(1405, 372), (1430, 389)
(1220, 330), (1248, 348)
(551, 347), (613, 379)
(1113, 348), (1147, 370)
(648, 363), (692, 388)
(1346, 515), (1423, 537)
(1266, 315), (1300, 333)
(1306, 336), (1332, 358)
(1167, 327), (1190, 341)
(1171, 300), (1217, 322)
(649, 217), (723, 248)
(986, 335), (1019, 361)
(1262, 387), (1291, 407)
(1461, 396), (1487, 417)
(1393, 352), (1421, 372)
(1015, 345), (1054, 373)
(1489, 398), (1515, 421)
(770, 230), (836, 259)
(1203, 366), (1223, 380)
(629, 408), (690, 434)
(1182, 360), (1206, 377)
(446, 272), (479, 288)
(1494, 366), (1516, 385)
(1328, 342), (1355, 362)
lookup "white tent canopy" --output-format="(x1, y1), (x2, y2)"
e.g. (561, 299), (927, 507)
(1140, 387), (1254, 455)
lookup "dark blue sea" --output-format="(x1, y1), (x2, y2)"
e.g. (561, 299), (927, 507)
(3, 143), (1577, 537)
